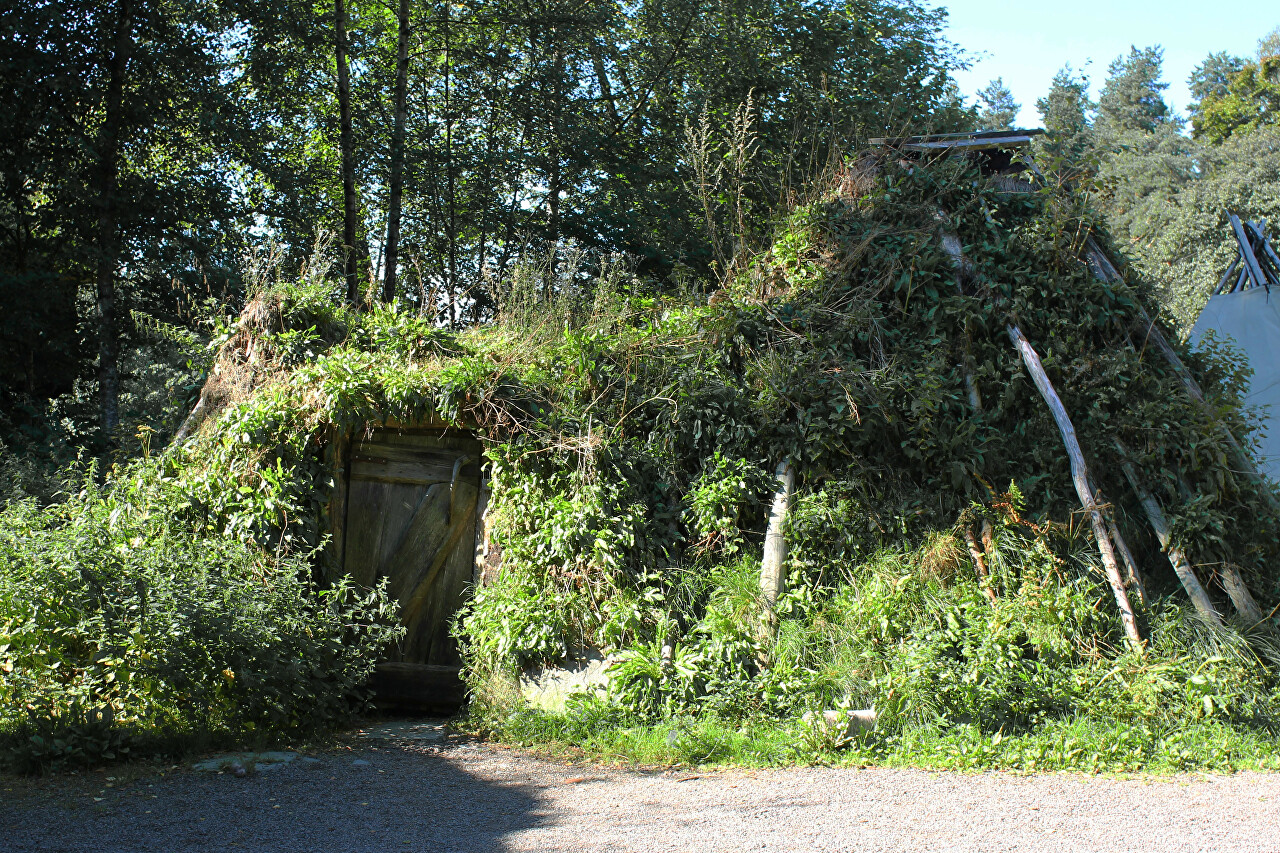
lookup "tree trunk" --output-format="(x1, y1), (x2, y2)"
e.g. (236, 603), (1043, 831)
(759, 459), (796, 620)
(1007, 324), (1142, 648)
(443, 5), (457, 314)
(1114, 444), (1222, 627)
(95, 0), (134, 439)
(335, 0), (360, 304)
(382, 0), (410, 304)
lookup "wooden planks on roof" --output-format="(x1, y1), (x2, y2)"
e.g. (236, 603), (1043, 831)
(868, 129), (1045, 175)
(1216, 213), (1280, 295)
(869, 129), (1045, 152)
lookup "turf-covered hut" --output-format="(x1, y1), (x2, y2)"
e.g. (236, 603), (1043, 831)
(323, 419), (485, 712)
(855, 129), (1276, 635)
(172, 298), (492, 714)
(172, 127), (1280, 727)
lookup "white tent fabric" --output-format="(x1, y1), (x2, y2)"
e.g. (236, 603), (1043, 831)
(1189, 287), (1280, 483)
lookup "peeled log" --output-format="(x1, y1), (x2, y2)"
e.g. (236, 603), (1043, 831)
(1114, 445), (1222, 627)
(1221, 565), (1265, 623)
(1007, 325), (1142, 648)
(760, 459), (796, 618)
(1174, 474), (1265, 622)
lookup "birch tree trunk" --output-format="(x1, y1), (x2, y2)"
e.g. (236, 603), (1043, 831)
(382, 0), (409, 304)
(335, 0), (360, 304)
(1007, 325), (1142, 647)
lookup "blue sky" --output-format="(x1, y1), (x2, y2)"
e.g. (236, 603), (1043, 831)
(930, 1), (1279, 127)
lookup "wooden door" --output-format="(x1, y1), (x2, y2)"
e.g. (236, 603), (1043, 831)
(342, 429), (482, 666)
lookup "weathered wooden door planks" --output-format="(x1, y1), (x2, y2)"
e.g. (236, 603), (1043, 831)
(341, 429), (482, 667)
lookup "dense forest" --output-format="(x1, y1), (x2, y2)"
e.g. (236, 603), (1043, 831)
(1, 0), (972, 482)
(4, 2), (1280, 774)
(2, 3), (1277, 483)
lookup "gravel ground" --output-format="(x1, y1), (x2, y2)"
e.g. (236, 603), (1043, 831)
(4, 722), (1280, 853)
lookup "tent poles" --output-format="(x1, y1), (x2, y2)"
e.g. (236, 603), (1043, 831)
(1214, 253), (1241, 295)
(1230, 213), (1269, 291)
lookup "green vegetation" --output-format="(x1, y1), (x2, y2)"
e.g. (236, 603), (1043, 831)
(0, 466), (403, 773)
(4, 154), (1266, 775)
(1, 0), (970, 459)
(447, 161), (1280, 772)
(1017, 29), (1280, 333)
(6, 4), (1280, 778)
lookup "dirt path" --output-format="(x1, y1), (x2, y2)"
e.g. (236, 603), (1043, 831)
(5, 721), (1280, 853)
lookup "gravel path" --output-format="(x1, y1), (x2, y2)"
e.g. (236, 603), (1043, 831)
(5, 721), (1280, 853)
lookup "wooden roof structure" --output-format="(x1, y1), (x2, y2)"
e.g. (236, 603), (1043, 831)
(868, 128), (1046, 175)
(1214, 213), (1280, 295)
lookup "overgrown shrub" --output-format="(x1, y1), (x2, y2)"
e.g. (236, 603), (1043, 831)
(0, 473), (402, 773)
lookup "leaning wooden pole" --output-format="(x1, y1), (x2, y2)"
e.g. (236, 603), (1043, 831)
(1114, 442), (1222, 627)
(1175, 474), (1265, 622)
(1221, 568), (1265, 623)
(759, 459), (796, 622)
(1088, 470), (1147, 605)
(1229, 213), (1269, 291)
(1007, 325), (1142, 647)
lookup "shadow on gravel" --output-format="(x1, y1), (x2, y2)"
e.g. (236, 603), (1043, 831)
(2, 740), (549, 853)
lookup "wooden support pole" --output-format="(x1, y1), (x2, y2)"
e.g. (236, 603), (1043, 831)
(1214, 253), (1241, 294)
(962, 526), (999, 603)
(1230, 213), (1269, 291)
(1114, 443), (1222, 626)
(760, 459), (796, 619)
(1106, 514), (1147, 607)
(1173, 475), (1265, 622)
(1007, 324), (1142, 647)
(1257, 229), (1280, 286)
(1088, 469), (1147, 605)
(1221, 566), (1265, 622)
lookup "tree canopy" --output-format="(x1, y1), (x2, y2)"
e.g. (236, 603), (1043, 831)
(0, 0), (972, 452)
